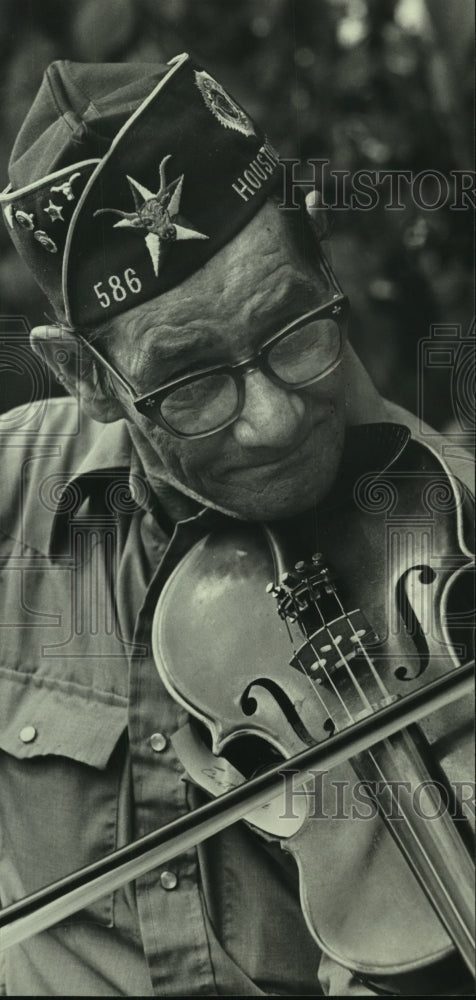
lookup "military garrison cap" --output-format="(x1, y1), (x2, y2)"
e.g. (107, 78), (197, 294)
(1, 54), (280, 328)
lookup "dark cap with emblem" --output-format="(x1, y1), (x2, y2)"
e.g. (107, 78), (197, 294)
(1, 54), (280, 329)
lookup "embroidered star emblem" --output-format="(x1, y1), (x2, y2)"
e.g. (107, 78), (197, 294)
(94, 155), (208, 277)
(44, 200), (64, 222)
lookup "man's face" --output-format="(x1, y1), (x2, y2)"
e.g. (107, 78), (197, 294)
(102, 201), (347, 520)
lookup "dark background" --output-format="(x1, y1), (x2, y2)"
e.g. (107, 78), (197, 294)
(0, 0), (473, 431)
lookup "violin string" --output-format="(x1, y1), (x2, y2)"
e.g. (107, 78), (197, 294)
(287, 563), (399, 741)
(280, 560), (471, 948)
(278, 588), (366, 752)
(301, 624), (357, 724)
(278, 565), (471, 939)
(315, 574), (467, 919)
(291, 588), (424, 865)
(304, 606), (471, 939)
(318, 626), (373, 713)
(307, 580), (471, 937)
(359, 738), (474, 945)
(282, 604), (332, 710)
(282, 587), (346, 727)
(305, 558), (390, 701)
(304, 571), (372, 719)
(329, 584), (392, 701)
(280, 569), (364, 728)
(294, 568), (429, 798)
(302, 582), (419, 817)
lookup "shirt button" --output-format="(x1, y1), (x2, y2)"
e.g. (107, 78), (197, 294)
(160, 870), (178, 891)
(19, 725), (37, 743)
(149, 732), (167, 752)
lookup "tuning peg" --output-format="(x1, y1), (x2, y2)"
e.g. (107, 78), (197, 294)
(281, 571), (298, 588)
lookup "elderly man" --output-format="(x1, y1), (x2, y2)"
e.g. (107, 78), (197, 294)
(0, 56), (473, 997)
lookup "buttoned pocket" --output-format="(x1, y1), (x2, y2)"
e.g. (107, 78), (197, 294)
(0, 669), (128, 927)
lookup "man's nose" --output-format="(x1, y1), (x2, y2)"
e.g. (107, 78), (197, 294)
(232, 369), (306, 449)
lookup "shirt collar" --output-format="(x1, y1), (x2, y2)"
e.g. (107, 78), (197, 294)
(72, 416), (133, 480)
(49, 418), (135, 558)
(48, 417), (214, 559)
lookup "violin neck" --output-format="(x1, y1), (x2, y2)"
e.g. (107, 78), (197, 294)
(351, 727), (475, 976)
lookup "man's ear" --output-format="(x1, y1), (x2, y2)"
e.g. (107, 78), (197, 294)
(305, 190), (333, 263)
(30, 325), (124, 423)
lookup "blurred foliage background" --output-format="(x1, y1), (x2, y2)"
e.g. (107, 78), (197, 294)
(0, 0), (473, 431)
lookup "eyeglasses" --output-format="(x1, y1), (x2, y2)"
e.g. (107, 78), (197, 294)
(78, 253), (349, 439)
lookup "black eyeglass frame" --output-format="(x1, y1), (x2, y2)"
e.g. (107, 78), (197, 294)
(76, 251), (349, 440)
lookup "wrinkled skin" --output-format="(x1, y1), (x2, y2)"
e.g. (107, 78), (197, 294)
(34, 201), (386, 519)
(101, 201), (347, 520)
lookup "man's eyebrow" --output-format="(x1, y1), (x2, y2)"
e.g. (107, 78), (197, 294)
(246, 271), (328, 324)
(131, 268), (328, 373)
(136, 327), (220, 376)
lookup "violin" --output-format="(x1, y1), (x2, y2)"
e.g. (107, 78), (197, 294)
(0, 425), (474, 992)
(153, 425), (475, 985)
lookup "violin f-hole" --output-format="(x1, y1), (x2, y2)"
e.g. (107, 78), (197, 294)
(395, 565), (436, 680)
(241, 679), (321, 747)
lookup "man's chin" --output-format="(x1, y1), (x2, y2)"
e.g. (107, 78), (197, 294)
(205, 477), (330, 522)
(207, 419), (346, 521)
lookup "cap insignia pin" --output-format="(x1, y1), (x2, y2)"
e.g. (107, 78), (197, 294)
(33, 230), (58, 253)
(94, 155), (208, 278)
(4, 205), (14, 228)
(15, 210), (35, 230)
(195, 70), (255, 138)
(50, 171), (81, 201)
(44, 200), (64, 222)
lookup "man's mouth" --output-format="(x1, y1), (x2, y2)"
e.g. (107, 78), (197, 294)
(225, 423), (322, 476)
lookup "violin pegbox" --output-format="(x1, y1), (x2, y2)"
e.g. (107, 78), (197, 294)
(267, 553), (387, 724)
(266, 553), (335, 626)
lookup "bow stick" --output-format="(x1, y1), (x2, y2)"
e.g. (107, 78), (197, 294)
(0, 661), (473, 969)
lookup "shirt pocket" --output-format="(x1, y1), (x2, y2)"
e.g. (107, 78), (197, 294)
(0, 669), (128, 928)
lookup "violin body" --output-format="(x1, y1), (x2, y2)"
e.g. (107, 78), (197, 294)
(152, 429), (475, 979)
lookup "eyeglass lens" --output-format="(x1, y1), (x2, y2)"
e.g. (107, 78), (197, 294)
(267, 315), (340, 384)
(159, 314), (341, 436)
(161, 372), (239, 435)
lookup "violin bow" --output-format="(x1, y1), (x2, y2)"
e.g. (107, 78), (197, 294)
(0, 660), (474, 973)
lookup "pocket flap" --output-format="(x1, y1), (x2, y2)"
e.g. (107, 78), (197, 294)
(0, 670), (128, 769)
